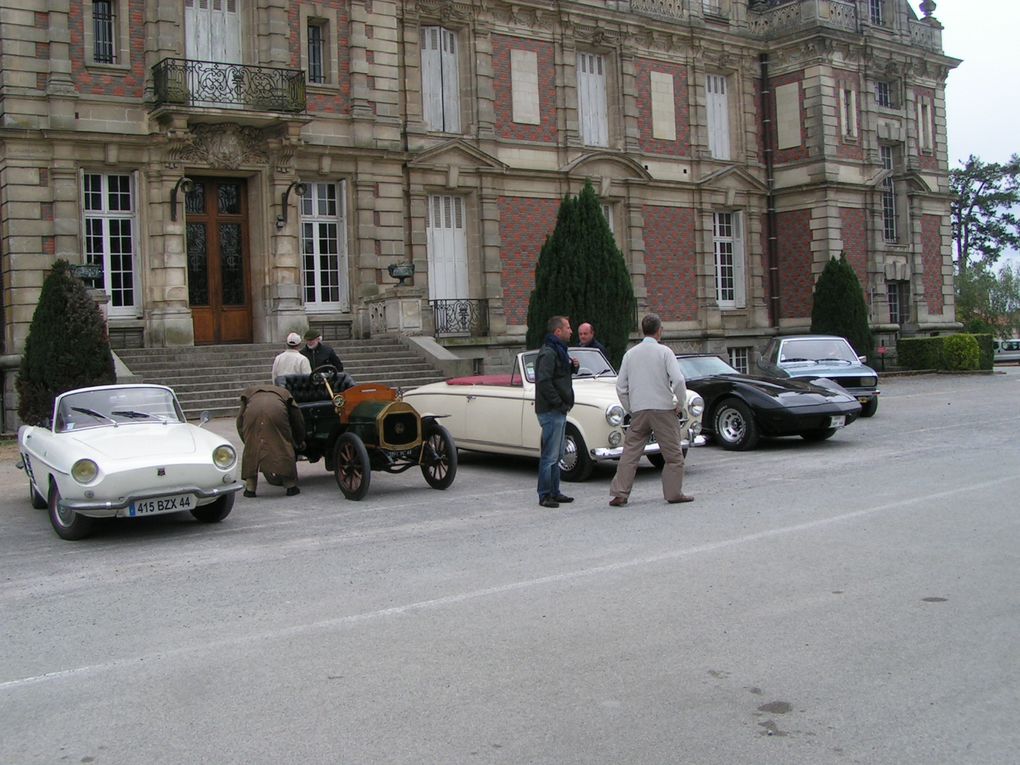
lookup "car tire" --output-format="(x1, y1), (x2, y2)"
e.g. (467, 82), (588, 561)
(560, 425), (594, 482)
(29, 481), (47, 509)
(421, 423), (458, 490)
(47, 482), (94, 541)
(800, 428), (837, 442)
(713, 399), (760, 451)
(860, 397), (879, 418)
(334, 432), (371, 500)
(190, 492), (235, 523)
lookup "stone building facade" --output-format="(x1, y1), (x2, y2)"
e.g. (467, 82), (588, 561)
(0, 0), (959, 425)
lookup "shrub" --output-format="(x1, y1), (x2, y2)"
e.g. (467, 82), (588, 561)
(810, 253), (873, 360)
(16, 260), (116, 425)
(942, 334), (981, 371)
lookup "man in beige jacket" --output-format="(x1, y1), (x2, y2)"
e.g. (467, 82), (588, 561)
(609, 313), (693, 506)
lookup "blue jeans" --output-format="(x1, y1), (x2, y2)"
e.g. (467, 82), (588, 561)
(537, 410), (567, 500)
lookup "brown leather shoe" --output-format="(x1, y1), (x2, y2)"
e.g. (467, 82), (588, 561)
(609, 496), (628, 507)
(667, 494), (694, 504)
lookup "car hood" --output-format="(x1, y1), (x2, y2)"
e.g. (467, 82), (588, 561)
(780, 360), (877, 377)
(691, 372), (855, 401)
(65, 423), (213, 459)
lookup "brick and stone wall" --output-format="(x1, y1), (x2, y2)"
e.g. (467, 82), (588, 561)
(921, 214), (945, 315)
(840, 207), (868, 289)
(497, 196), (560, 326)
(776, 209), (814, 320)
(642, 205), (697, 321)
(633, 58), (689, 156)
(491, 35), (557, 144)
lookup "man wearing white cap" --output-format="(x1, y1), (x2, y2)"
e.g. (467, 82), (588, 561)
(271, 332), (312, 383)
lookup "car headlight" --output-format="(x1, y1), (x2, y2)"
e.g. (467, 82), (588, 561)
(861, 376), (877, 387)
(688, 395), (705, 417)
(213, 444), (237, 469)
(608, 430), (623, 447)
(71, 458), (99, 484)
(606, 404), (625, 426)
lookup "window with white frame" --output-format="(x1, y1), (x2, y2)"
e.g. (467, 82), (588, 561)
(307, 21), (326, 84)
(840, 86), (858, 139)
(300, 182), (349, 311)
(728, 347), (751, 374)
(706, 74), (731, 160)
(916, 97), (934, 153)
(421, 26), (461, 133)
(299, 5), (338, 87)
(426, 194), (469, 302)
(880, 145), (898, 242)
(713, 211), (745, 309)
(887, 280), (909, 325)
(82, 172), (137, 313)
(577, 52), (609, 147)
(869, 0), (885, 26)
(875, 80), (896, 109)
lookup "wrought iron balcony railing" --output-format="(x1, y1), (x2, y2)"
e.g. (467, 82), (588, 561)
(431, 299), (489, 337)
(152, 58), (306, 113)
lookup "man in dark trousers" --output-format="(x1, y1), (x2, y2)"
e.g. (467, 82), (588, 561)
(236, 384), (306, 498)
(301, 329), (344, 372)
(534, 315), (579, 508)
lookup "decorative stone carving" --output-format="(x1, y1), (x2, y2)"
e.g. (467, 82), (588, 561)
(168, 124), (270, 169)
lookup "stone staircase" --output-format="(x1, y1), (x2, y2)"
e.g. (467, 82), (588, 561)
(115, 336), (448, 420)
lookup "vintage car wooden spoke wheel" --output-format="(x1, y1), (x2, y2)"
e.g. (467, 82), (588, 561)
(334, 432), (371, 500)
(420, 423), (458, 490)
(47, 482), (94, 541)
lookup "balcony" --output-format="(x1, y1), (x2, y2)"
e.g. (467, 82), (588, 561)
(431, 299), (489, 338)
(152, 58), (306, 114)
(749, 0), (858, 37)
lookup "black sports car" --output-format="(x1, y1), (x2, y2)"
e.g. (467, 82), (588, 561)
(676, 354), (862, 451)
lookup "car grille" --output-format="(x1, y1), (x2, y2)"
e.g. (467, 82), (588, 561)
(813, 375), (873, 388)
(381, 410), (419, 448)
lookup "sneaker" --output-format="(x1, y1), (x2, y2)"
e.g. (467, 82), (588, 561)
(539, 496), (560, 508)
(286, 486), (300, 496)
(552, 494), (574, 503)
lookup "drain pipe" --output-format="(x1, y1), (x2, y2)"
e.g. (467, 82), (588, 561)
(759, 52), (781, 328)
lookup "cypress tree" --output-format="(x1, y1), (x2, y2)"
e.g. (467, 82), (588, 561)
(525, 181), (636, 367)
(16, 260), (116, 425)
(810, 253), (874, 359)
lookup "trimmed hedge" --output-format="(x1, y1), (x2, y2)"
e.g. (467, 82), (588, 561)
(896, 334), (992, 371)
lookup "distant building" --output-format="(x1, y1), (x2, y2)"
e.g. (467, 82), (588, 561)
(0, 0), (959, 424)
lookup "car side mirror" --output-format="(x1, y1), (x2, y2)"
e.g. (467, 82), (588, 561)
(198, 410), (212, 427)
(858, 355), (867, 363)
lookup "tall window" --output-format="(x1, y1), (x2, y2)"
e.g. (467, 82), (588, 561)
(917, 97), (934, 153)
(577, 53), (608, 147)
(887, 281), (909, 325)
(300, 182), (348, 310)
(426, 194), (469, 302)
(880, 145), (898, 242)
(82, 172), (137, 312)
(706, 74), (730, 160)
(421, 26), (461, 132)
(307, 21), (326, 84)
(875, 80), (895, 109)
(840, 86), (858, 139)
(713, 212), (745, 309)
(869, 0), (885, 26)
(93, 0), (116, 63)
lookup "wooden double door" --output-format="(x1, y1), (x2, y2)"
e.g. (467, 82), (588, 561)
(186, 178), (253, 344)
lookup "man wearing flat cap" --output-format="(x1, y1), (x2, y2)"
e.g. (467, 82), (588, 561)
(300, 329), (344, 372)
(271, 332), (312, 383)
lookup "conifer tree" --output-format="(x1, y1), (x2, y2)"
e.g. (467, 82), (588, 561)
(810, 253), (873, 359)
(17, 260), (116, 425)
(525, 181), (636, 367)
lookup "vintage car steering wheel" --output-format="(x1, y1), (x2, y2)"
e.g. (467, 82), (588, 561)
(311, 364), (339, 385)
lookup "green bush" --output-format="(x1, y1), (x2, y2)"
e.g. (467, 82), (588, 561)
(942, 334), (981, 370)
(16, 260), (116, 425)
(971, 333), (995, 370)
(811, 253), (873, 360)
(896, 337), (942, 370)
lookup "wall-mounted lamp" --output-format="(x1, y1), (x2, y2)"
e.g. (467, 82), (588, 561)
(276, 180), (307, 230)
(169, 176), (194, 222)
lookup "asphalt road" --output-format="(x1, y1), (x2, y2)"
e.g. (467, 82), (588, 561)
(2, 368), (1018, 765)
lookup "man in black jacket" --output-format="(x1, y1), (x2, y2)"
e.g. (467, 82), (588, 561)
(534, 315), (578, 508)
(301, 329), (344, 372)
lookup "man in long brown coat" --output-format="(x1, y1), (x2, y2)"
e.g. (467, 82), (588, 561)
(236, 385), (306, 497)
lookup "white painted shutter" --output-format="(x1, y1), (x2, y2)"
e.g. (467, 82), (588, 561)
(577, 53), (608, 147)
(421, 27), (444, 129)
(186, 0), (241, 63)
(441, 29), (461, 132)
(706, 74), (730, 160)
(427, 195), (468, 301)
(732, 213), (746, 308)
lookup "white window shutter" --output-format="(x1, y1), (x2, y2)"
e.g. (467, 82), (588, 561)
(421, 28), (443, 129)
(441, 29), (460, 132)
(732, 213), (746, 308)
(577, 53), (608, 147)
(707, 74), (730, 160)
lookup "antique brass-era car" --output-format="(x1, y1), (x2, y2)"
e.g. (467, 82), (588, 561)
(278, 366), (457, 500)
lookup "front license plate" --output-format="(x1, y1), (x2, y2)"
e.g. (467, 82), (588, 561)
(129, 494), (194, 517)
(829, 415), (846, 428)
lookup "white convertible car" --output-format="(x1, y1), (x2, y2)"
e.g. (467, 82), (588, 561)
(403, 347), (704, 481)
(18, 384), (242, 540)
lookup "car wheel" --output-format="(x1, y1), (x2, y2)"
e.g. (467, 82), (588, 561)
(334, 432), (371, 500)
(47, 482), (94, 541)
(647, 453), (665, 470)
(560, 425), (594, 482)
(800, 428), (837, 442)
(190, 492), (235, 523)
(420, 423), (458, 490)
(713, 399), (760, 451)
(29, 480), (47, 509)
(860, 397), (879, 418)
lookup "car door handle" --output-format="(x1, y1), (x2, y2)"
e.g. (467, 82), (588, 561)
(467, 395), (476, 401)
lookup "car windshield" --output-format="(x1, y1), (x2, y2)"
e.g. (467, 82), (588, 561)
(676, 355), (738, 380)
(55, 387), (185, 432)
(521, 348), (616, 383)
(780, 338), (858, 364)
